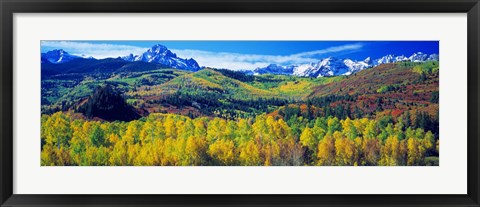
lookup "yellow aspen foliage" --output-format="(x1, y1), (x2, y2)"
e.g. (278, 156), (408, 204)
(162, 138), (176, 165)
(40, 112), (438, 166)
(154, 121), (166, 140)
(265, 116), (276, 138)
(363, 120), (377, 139)
(262, 141), (280, 166)
(107, 133), (120, 145)
(380, 136), (400, 166)
(353, 118), (369, 137)
(95, 146), (110, 165)
(193, 119), (207, 138)
(127, 144), (140, 165)
(139, 121), (155, 144)
(225, 120), (238, 140)
(41, 144), (56, 166)
(185, 136), (208, 165)
(206, 118), (226, 142)
(236, 119), (254, 143)
(55, 146), (71, 165)
(414, 128), (425, 140)
(300, 127), (316, 152)
(362, 138), (380, 166)
(175, 120), (187, 140)
(341, 117), (358, 140)
(334, 135), (356, 166)
(327, 117), (342, 135)
(68, 122), (88, 165)
(41, 145), (71, 166)
(124, 121), (141, 145)
(252, 115), (269, 143)
(44, 112), (72, 149)
(398, 139), (408, 165)
(275, 118), (292, 140)
(152, 139), (165, 165)
(407, 138), (424, 165)
(311, 125), (325, 142)
(40, 115), (49, 143)
(285, 138), (304, 166)
(239, 140), (262, 166)
(423, 131), (435, 152)
(81, 120), (92, 134)
(164, 117), (177, 140)
(89, 123), (105, 147)
(109, 141), (128, 166)
(353, 137), (363, 165)
(208, 139), (236, 165)
(317, 135), (336, 166)
(183, 119), (196, 139)
(85, 146), (109, 166)
(133, 143), (155, 166)
(174, 137), (188, 165)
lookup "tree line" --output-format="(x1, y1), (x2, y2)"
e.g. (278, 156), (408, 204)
(41, 111), (438, 166)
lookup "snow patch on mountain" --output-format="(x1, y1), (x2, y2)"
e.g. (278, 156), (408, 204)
(41, 49), (81, 64)
(253, 64), (295, 75)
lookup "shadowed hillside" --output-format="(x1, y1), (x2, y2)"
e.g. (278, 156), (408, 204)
(78, 85), (142, 122)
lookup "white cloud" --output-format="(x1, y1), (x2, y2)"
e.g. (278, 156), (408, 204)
(172, 43), (363, 70)
(41, 41), (363, 70)
(41, 41), (148, 59)
(291, 44), (363, 58)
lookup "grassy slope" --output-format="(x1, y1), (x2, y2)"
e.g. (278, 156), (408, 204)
(41, 69), (187, 112)
(127, 69), (341, 99)
(42, 61), (439, 119)
(252, 74), (343, 99)
(120, 69), (343, 117)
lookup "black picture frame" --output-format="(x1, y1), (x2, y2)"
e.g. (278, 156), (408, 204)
(1, 0), (479, 206)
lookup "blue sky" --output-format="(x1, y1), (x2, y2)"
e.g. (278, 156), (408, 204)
(41, 41), (439, 70)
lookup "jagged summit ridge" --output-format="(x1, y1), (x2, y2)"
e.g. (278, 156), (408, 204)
(122, 44), (201, 71)
(41, 49), (81, 64)
(254, 52), (439, 77)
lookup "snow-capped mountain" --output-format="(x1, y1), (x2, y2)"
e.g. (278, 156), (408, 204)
(375, 54), (394, 65)
(409, 52), (429, 62)
(41, 44), (201, 71)
(253, 64), (295, 75)
(41, 49), (80, 64)
(122, 44), (201, 71)
(343, 57), (372, 75)
(256, 57), (372, 77)
(121, 53), (141, 62)
(427, 54), (439, 61)
(254, 52), (439, 77)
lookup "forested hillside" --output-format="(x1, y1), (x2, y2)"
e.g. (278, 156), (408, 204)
(41, 60), (440, 166)
(42, 112), (438, 166)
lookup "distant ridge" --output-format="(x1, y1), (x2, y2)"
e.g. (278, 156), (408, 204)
(42, 44), (201, 72)
(41, 45), (438, 78)
(254, 52), (439, 77)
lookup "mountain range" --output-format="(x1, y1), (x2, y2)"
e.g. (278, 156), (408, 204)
(254, 52), (439, 77)
(41, 44), (201, 71)
(41, 44), (438, 77)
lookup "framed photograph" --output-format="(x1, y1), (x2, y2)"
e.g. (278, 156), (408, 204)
(1, 0), (479, 206)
